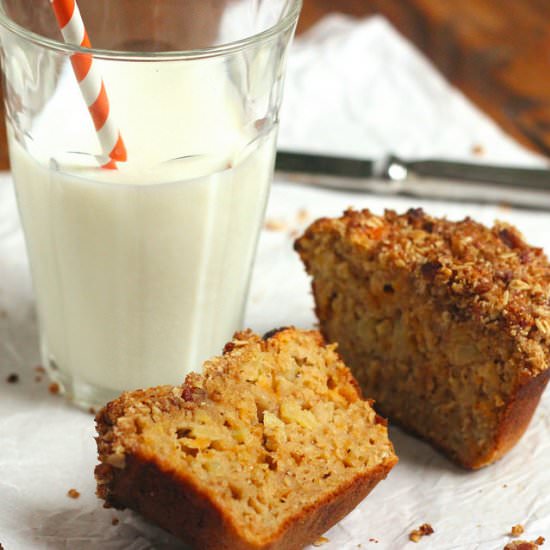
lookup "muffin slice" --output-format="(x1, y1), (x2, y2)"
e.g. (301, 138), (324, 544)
(95, 327), (397, 550)
(295, 208), (550, 469)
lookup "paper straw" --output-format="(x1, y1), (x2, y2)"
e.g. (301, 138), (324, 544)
(50, 0), (127, 168)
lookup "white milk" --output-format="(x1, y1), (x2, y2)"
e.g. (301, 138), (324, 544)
(9, 58), (276, 398)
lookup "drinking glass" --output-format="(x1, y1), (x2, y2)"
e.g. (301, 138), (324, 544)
(0, 0), (301, 408)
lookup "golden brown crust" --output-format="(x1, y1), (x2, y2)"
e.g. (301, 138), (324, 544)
(100, 453), (395, 550)
(474, 368), (550, 468)
(95, 327), (397, 549)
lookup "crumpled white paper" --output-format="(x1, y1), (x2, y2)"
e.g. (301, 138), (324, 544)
(1, 15), (550, 550)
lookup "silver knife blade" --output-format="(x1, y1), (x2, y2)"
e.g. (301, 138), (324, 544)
(275, 151), (550, 210)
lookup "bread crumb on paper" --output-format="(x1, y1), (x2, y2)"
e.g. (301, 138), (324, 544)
(471, 143), (485, 156)
(511, 525), (525, 537)
(504, 538), (545, 550)
(48, 382), (60, 395)
(296, 208), (310, 224)
(6, 373), (19, 384)
(111, 517), (119, 526)
(409, 523), (434, 543)
(67, 488), (80, 499)
(313, 536), (329, 546)
(264, 218), (287, 232)
(35, 366), (45, 382)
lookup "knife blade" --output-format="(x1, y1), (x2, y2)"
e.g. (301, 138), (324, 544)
(275, 151), (550, 210)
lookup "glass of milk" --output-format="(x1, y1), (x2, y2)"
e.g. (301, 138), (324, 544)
(0, 0), (301, 408)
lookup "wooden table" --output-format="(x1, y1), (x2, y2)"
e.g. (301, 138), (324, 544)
(1, 1), (549, 170)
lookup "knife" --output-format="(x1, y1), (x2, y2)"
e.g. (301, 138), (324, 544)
(275, 151), (550, 210)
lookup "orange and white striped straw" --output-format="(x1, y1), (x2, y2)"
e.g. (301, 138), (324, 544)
(50, 0), (127, 169)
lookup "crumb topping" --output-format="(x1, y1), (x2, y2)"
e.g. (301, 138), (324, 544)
(297, 208), (550, 375)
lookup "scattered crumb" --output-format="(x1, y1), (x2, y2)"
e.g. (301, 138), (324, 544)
(409, 523), (434, 543)
(6, 373), (19, 384)
(504, 539), (545, 550)
(296, 208), (310, 224)
(313, 536), (329, 546)
(35, 365), (46, 374)
(503, 484), (508, 488)
(67, 488), (80, 499)
(369, 538), (379, 544)
(264, 219), (287, 232)
(35, 375), (43, 383)
(89, 407), (97, 415)
(471, 143), (485, 156)
(511, 525), (525, 537)
(111, 517), (119, 526)
(498, 202), (512, 213)
(504, 542), (529, 550)
(48, 382), (60, 394)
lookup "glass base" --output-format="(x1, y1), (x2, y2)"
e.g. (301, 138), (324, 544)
(47, 358), (123, 412)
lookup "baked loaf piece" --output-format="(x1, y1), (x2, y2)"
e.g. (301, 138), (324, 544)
(95, 327), (397, 550)
(295, 208), (550, 469)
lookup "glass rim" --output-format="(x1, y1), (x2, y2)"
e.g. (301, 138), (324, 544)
(0, 0), (302, 60)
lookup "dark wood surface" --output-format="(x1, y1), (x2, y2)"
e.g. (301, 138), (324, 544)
(1, 1), (549, 170)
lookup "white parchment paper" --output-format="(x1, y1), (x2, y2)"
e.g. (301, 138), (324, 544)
(1, 15), (549, 550)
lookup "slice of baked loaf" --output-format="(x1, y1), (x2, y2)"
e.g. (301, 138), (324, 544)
(95, 327), (397, 550)
(295, 208), (550, 469)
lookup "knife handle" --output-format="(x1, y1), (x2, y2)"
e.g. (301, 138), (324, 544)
(386, 156), (550, 209)
(388, 156), (550, 189)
